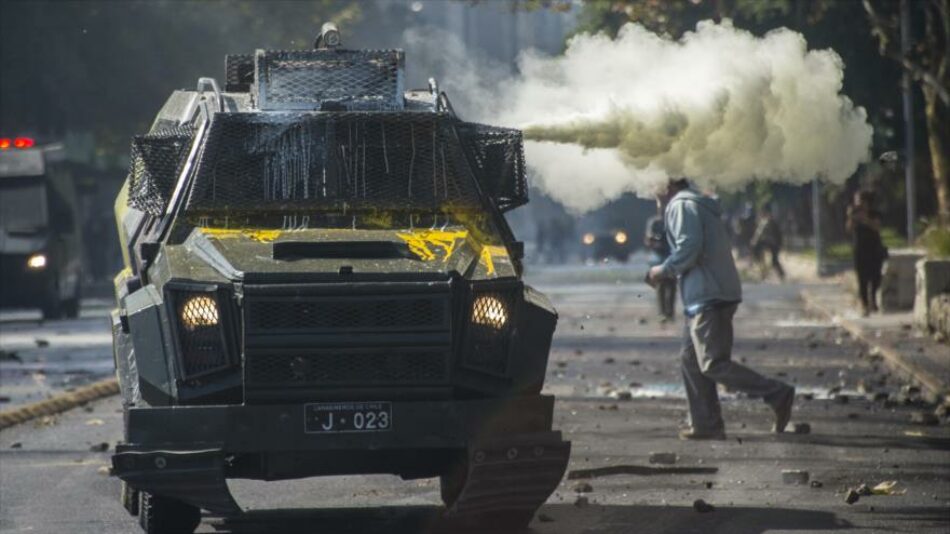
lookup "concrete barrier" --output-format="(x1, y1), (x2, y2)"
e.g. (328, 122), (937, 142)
(881, 251), (925, 311)
(915, 259), (950, 332)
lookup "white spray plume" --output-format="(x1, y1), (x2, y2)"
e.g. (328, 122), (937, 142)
(405, 20), (873, 213)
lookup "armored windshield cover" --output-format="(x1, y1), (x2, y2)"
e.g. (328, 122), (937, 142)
(184, 113), (484, 212)
(456, 123), (528, 211)
(253, 50), (405, 111)
(128, 126), (194, 216)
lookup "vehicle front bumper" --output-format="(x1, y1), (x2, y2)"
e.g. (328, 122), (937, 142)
(112, 395), (569, 514)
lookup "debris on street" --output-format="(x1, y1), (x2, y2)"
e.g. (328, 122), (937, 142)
(573, 496), (589, 508)
(871, 481), (905, 496)
(572, 482), (593, 493)
(910, 411), (939, 426)
(693, 499), (716, 513)
(792, 422), (812, 434)
(781, 470), (810, 485)
(649, 452), (677, 465)
(567, 465), (718, 479)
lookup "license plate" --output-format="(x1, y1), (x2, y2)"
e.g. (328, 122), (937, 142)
(304, 401), (392, 433)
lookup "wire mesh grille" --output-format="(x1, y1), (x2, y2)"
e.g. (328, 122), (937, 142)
(184, 113), (482, 212)
(255, 50), (404, 111)
(127, 126), (194, 216)
(464, 290), (518, 375)
(245, 296), (448, 333)
(172, 291), (230, 378)
(456, 122), (528, 212)
(225, 54), (254, 92)
(245, 350), (448, 386)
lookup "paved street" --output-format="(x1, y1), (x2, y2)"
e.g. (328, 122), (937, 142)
(1, 260), (948, 533)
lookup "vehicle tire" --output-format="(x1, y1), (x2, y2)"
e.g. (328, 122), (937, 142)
(41, 278), (63, 320)
(121, 481), (140, 516)
(63, 287), (80, 319)
(439, 454), (467, 507)
(439, 458), (533, 530)
(138, 491), (201, 534)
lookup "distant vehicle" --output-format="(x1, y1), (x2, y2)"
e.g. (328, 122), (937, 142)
(0, 138), (82, 319)
(109, 24), (569, 534)
(581, 228), (632, 263)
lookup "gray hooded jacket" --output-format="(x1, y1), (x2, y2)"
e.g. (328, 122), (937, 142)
(659, 189), (742, 312)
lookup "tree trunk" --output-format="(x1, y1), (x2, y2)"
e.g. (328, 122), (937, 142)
(922, 85), (950, 226)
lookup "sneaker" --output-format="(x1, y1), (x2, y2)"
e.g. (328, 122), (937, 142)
(772, 385), (795, 433)
(679, 428), (727, 441)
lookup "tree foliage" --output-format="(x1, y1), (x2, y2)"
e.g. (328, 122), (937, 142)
(0, 0), (361, 163)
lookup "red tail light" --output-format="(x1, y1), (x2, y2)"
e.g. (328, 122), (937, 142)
(13, 137), (34, 148)
(0, 138), (10, 150)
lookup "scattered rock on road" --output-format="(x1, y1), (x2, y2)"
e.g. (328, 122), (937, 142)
(910, 411), (939, 426)
(845, 489), (861, 505)
(34, 339), (50, 348)
(792, 422), (811, 434)
(693, 499), (715, 513)
(574, 496), (589, 508)
(89, 442), (109, 452)
(649, 452), (677, 465)
(611, 390), (632, 401)
(572, 482), (593, 493)
(0, 350), (22, 363)
(781, 470), (810, 485)
(10, 442), (22, 449)
(810, 480), (824, 488)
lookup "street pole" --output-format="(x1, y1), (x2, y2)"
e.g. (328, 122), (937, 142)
(900, 0), (916, 243)
(812, 178), (823, 276)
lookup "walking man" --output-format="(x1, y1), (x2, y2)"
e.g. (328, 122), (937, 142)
(647, 179), (795, 440)
(751, 204), (785, 280)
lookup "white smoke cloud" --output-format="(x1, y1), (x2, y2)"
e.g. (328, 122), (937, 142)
(405, 20), (873, 213)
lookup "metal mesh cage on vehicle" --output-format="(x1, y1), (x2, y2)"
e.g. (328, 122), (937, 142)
(225, 54), (255, 92)
(456, 122), (528, 212)
(254, 49), (404, 111)
(184, 112), (483, 213)
(463, 288), (519, 376)
(127, 126), (194, 216)
(169, 290), (232, 379)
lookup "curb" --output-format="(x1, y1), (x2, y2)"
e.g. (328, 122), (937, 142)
(801, 290), (949, 404)
(0, 377), (119, 430)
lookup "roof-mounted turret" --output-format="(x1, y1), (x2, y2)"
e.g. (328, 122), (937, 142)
(220, 22), (406, 112)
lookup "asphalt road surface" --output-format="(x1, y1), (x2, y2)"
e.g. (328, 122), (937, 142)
(1, 262), (948, 533)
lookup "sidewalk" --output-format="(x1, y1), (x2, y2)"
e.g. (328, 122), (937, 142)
(798, 276), (950, 405)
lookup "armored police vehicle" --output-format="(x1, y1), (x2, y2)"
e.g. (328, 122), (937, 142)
(110, 25), (569, 533)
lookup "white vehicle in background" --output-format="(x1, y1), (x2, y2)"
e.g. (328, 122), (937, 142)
(0, 136), (83, 319)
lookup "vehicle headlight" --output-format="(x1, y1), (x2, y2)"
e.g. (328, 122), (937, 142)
(26, 253), (47, 269)
(582, 233), (596, 246)
(614, 231), (628, 245)
(179, 295), (219, 331)
(471, 295), (509, 330)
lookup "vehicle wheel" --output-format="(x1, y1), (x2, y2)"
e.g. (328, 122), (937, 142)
(121, 481), (139, 516)
(138, 491), (201, 534)
(439, 455), (467, 507)
(41, 278), (63, 320)
(63, 292), (80, 319)
(439, 458), (533, 530)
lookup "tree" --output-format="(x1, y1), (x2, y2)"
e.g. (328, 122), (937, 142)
(863, 0), (949, 226)
(0, 1), (363, 165)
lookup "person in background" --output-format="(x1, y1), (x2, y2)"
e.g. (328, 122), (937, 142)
(750, 204), (785, 280)
(647, 178), (795, 440)
(847, 190), (887, 316)
(644, 200), (676, 320)
(733, 202), (756, 258)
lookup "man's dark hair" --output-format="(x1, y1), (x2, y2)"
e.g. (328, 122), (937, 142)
(670, 178), (690, 190)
